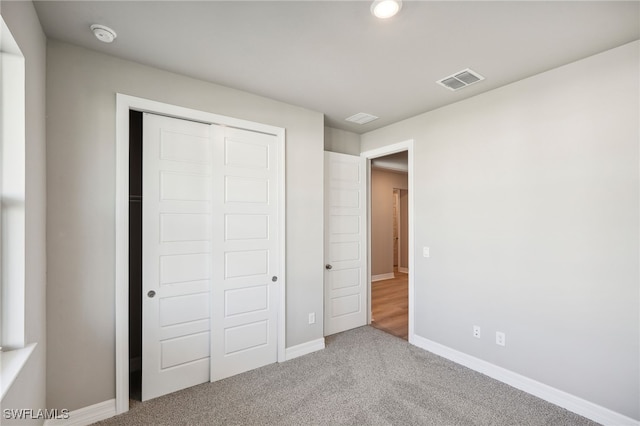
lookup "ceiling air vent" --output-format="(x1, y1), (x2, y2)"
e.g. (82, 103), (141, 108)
(345, 112), (379, 125)
(437, 68), (485, 91)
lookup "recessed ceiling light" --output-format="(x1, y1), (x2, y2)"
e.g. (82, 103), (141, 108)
(371, 0), (402, 19)
(91, 24), (117, 43)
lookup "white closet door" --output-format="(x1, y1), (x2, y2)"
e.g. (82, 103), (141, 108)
(324, 151), (367, 335)
(142, 113), (212, 401)
(210, 125), (280, 381)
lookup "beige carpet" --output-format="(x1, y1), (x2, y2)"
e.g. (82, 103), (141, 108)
(96, 326), (598, 425)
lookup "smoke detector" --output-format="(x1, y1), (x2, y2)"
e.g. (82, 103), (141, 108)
(91, 24), (117, 43)
(437, 68), (485, 91)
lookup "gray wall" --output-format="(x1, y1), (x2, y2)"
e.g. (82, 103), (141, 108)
(324, 126), (360, 155)
(361, 41), (639, 420)
(46, 41), (324, 411)
(0, 0), (47, 423)
(371, 169), (408, 276)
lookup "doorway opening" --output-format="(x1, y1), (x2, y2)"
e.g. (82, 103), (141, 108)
(361, 140), (414, 343)
(369, 151), (409, 340)
(128, 110), (143, 401)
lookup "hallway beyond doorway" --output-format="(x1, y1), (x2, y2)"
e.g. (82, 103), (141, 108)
(371, 268), (408, 340)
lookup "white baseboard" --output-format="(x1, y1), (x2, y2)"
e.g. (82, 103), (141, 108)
(285, 338), (325, 361)
(44, 399), (116, 426)
(398, 267), (409, 274)
(411, 335), (639, 426)
(371, 272), (394, 282)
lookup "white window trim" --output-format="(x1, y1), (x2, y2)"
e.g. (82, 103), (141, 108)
(0, 343), (35, 400)
(0, 14), (31, 401)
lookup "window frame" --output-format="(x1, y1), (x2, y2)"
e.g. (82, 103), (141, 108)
(0, 14), (33, 401)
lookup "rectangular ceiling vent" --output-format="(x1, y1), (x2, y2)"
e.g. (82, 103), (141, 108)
(345, 112), (379, 125)
(436, 68), (485, 91)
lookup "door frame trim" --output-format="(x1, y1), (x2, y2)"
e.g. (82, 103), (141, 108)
(393, 189), (402, 270)
(361, 140), (415, 341)
(115, 94), (286, 414)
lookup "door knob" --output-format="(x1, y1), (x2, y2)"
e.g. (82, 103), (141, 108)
(147, 290), (156, 298)
(325, 264), (333, 270)
(272, 276), (278, 282)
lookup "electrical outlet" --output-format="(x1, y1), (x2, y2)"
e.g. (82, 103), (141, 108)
(473, 325), (481, 338)
(496, 332), (506, 346)
(423, 247), (430, 258)
(308, 313), (316, 325)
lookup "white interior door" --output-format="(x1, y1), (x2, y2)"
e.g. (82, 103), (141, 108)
(324, 151), (367, 336)
(210, 125), (280, 381)
(142, 113), (212, 401)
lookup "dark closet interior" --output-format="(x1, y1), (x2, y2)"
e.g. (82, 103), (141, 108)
(129, 110), (143, 400)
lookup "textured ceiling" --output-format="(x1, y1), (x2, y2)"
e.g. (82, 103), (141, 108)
(33, 1), (640, 134)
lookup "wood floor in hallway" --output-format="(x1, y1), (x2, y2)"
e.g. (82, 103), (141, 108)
(371, 270), (408, 340)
